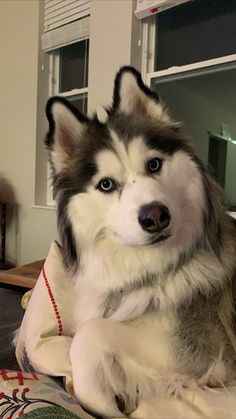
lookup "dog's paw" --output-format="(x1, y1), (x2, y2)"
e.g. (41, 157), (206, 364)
(21, 289), (33, 309)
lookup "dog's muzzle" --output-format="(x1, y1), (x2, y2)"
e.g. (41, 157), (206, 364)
(138, 201), (170, 234)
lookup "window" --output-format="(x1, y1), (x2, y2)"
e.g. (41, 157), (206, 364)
(141, 0), (236, 212)
(154, 0), (236, 71)
(47, 39), (89, 205)
(35, 0), (91, 207)
(49, 39), (89, 114)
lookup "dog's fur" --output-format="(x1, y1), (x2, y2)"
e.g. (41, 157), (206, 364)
(45, 67), (236, 417)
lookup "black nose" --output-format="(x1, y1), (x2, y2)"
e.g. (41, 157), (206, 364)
(138, 202), (170, 233)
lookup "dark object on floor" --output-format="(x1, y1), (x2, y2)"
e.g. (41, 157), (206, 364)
(0, 203), (6, 269)
(0, 284), (25, 370)
(0, 176), (20, 271)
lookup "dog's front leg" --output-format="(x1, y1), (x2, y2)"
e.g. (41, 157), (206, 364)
(70, 318), (139, 418)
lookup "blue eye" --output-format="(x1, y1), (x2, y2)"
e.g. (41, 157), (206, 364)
(147, 158), (162, 173)
(97, 178), (117, 193)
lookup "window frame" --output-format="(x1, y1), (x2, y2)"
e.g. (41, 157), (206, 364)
(141, 15), (156, 80)
(146, 53), (236, 86)
(48, 44), (89, 98)
(141, 14), (236, 218)
(142, 15), (236, 85)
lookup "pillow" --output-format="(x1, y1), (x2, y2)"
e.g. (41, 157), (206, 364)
(0, 369), (95, 418)
(15, 241), (75, 392)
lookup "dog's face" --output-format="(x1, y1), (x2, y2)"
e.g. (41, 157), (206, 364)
(46, 67), (207, 269)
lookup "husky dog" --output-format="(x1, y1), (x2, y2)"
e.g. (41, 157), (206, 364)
(45, 67), (236, 417)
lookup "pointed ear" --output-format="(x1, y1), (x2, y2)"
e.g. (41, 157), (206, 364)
(112, 66), (170, 122)
(45, 97), (88, 173)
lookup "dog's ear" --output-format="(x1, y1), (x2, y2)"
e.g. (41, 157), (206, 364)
(111, 66), (170, 122)
(45, 97), (88, 173)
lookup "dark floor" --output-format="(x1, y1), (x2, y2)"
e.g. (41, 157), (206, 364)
(0, 283), (25, 370)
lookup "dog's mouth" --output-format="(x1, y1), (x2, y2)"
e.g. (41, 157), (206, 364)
(109, 228), (171, 247)
(146, 232), (171, 246)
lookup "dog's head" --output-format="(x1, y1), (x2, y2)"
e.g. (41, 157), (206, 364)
(46, 67), (222, 273)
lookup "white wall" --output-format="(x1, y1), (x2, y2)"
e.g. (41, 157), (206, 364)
(0, 0), (57, 265)
(0, 0), (137, 266)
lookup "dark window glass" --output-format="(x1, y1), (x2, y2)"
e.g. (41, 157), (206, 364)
(151, 65), (236, 209)
(155, 0), (236, 71)
(67, 93), (88, 114)
(59, 39), (89, 92)
(208, 134), (227, 188)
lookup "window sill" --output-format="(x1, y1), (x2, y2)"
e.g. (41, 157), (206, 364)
(31, 205), (56, 211)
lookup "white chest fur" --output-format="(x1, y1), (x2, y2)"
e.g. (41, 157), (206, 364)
(72, 271), (176, 375)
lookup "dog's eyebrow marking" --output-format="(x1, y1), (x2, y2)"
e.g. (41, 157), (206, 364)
(110, 129), (155, 178)
(95, 149), (122, 181)
(118, 187), (123, 200)
(109, 129), (131, 170)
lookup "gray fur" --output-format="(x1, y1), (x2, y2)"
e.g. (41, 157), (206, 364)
(174, 290), (236, 378)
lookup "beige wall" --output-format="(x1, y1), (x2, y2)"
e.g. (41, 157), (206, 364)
(0, 0), (137, 266)
(0, 0), (57, 265)
(88, 0), (139, 114)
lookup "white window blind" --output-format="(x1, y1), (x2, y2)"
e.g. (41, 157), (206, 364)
(135, 0), (190, 19)
(42, 0), (90, 52)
